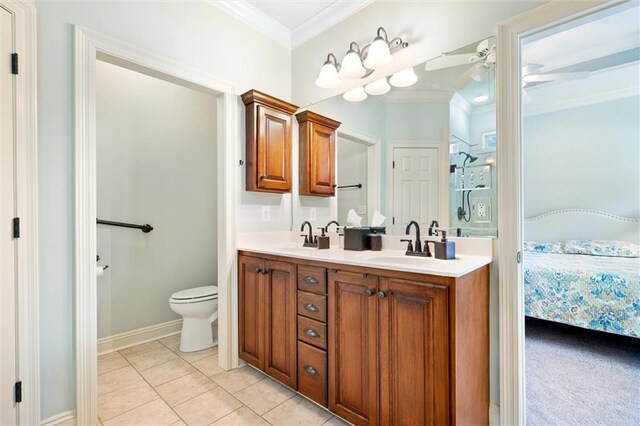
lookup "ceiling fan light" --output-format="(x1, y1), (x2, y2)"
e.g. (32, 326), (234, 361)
(365, 78), (391, 95)
(363, 37), (392, 69)
(473, 94), (489, 103)
(339, 50), (366, 79)
(389, 67), (418, 87)
(315, 61), (341, 88)
(343, 86), (368, 102)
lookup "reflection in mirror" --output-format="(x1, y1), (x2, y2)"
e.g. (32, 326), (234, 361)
(306, 37), (497, 237)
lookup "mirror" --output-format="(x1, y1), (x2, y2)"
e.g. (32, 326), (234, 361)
(304, 37), (497, 237)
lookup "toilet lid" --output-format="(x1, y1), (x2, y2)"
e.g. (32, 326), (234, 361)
(171, 285), (218, 301)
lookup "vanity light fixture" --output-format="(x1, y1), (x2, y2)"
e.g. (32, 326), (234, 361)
(339, 42), (367, 79)
(343, 86), (368, 102)
(389, 67), (418, 87)
(315, 53), (342, 89)
(315, 27), (409, 88)
(365, 77), (391, 96)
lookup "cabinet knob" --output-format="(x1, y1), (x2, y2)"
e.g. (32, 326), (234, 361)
(377, 291), (387, 299)
(262, 269), (270, 275)
(304, 328), (319, 338)
(260, 174), (267, 180)
(255, 267), (261, 273)
(364, 288), (375, 297)
(303, 365), (319, 376)
(303, 276), (319, 285)
(303, 303), (319, 313)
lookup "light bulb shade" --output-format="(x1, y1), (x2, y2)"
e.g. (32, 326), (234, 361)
(339, 50), (366, 79)
(363, 37), (392, 69)
(315, 62), (341, 88)
(343, 86), (368, 102)
(365, 78), (390, 96)
(473, 94), (489, 103)
(389, 67), (418, 87)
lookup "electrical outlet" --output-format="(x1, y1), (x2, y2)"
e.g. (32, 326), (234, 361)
(473, 197), (491, 223)
(309, 207), (317, 221)
(477, 202), (487, 218)
(261, 206), (271, 222)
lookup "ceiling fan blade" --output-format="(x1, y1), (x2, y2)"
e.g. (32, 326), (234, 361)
(522, 63), (544, 76)
(451, 64), (481, 90)
(523, 71), (589, 83)
(425, 53), (475, 71)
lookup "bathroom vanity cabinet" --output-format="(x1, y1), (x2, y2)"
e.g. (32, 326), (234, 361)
(238, 251), (489, 425)
(242, 90), (298, 193)
(295, 111), (341, 197)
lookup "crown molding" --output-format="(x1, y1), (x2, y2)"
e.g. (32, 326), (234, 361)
(208, 0), (291, 48)
(291, 0), (375, 47)
(386, 90), (454, 103)
(450, 92), (473, 115)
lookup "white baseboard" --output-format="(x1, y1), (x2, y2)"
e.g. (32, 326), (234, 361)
(490, 403), (500, 426)
(41, 410), (76, 426)
(97, 319), (182, 355)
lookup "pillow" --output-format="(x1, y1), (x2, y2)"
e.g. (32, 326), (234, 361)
(562, 240), (640, 258)
(523, 241), (563, 254)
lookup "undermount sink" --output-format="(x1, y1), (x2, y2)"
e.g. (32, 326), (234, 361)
(362, 255), (439, 264)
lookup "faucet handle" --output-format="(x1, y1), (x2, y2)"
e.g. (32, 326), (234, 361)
(300, 234), (309, 244)
(423, 240), (433, 257)
(400, 239), (414, 252)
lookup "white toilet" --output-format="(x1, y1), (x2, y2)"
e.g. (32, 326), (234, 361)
(169, 285), (218, 352)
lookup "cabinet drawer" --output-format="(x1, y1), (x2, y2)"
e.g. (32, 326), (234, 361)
(297, 291), (327, 322)
(298, 341), (327, 407)
(297, 316), (327, 350)
(297, 266), (327, 294)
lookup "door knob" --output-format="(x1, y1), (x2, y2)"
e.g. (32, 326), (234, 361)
(377, 291), (387, 299)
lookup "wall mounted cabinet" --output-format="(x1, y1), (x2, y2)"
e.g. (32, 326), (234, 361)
(242, 90), (298, 193)
(296, 111), (341, 197)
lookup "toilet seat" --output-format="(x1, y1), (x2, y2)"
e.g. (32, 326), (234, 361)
(170, 286), (218, 304)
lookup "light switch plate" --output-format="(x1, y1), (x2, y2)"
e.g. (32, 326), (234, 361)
(357, 205), (367, 215)
(309, 207), (317, 221)
(261, 206), (271, 222)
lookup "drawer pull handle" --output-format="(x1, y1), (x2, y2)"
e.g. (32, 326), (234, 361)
(304, 365), (319, 376)
(304, 328), (319, 338)
(303, 303), (319, 313)
(303, 276), (319, 285)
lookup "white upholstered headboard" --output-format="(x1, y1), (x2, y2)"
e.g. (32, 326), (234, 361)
(524, 209), (640, 244)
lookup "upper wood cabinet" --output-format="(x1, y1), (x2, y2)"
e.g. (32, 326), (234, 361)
(242, 90), (298, 193)
(296, 111), (341, 197)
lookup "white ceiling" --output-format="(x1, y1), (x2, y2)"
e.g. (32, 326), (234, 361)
(209, 0), (374, 48)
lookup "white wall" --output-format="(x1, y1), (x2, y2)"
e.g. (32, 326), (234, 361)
(96, 60), (217, 338)
(37, 0), (291, 419)
(337, 137), (369, 224)
(524, 95), (640, 219)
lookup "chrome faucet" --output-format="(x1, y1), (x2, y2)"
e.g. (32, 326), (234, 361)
(405, 221), (423, 254)
(300, 221), (317, 247)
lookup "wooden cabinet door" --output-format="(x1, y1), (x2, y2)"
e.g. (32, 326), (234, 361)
(238, 255), (265, 369)
(378, 278), (450, 426)
(328, 270), (378, 426)
(263, 260), (297, 388)
(308, 122), (335, 196)
(256, 105), (292, 192)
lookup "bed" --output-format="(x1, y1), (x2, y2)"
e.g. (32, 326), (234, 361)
(524, 210), (640, 338)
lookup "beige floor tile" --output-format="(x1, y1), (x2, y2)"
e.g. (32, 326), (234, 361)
(139, 358), (195, 387)
(322, 416), (352, 425)
(191, 353), (223, 377)
(98, 352), (129, 376)
(98, 366), (144, 396)
(120, 341), (179, 370)
(104, 398), (179, 426)
(176, 345), (218, 363)
(170, 422), (187, 426)
(173, 387), (242, 426)
(262, 395), (332, 426)
(211, 365), (265, 394)
(211, 406), (269, 425)
(98, 380), (158, 421)
(155, 371), (217, 407)
(159, 334), (181, 352)
(233, 377), (294, 415)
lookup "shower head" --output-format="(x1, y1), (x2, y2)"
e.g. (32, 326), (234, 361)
(459, 151), (478, 166)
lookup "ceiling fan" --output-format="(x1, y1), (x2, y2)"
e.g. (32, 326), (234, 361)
(425, 38), (496, 90)
(521, 63), (590, 87)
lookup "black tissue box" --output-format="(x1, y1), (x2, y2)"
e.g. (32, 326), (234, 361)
(344, 227), (386, 251)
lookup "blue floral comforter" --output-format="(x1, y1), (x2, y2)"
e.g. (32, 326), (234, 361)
(524, 251), (640, 338)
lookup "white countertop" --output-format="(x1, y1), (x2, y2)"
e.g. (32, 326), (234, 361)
(237, 232), (493, 278)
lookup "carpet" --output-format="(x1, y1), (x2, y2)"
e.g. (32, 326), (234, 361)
(526, 318), (640, 426)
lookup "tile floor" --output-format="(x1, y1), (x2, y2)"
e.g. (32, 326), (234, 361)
(98, 335), (348, 426)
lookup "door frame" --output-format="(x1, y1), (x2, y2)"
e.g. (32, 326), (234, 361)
(74, 26), (239, 425)
(0, 1), (38, 424)
(386, 141), (449, 233)
(333, 126), (381, 222)
(496, 0), (626, 423)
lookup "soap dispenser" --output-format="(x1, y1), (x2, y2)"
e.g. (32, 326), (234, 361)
(317, 227), (330, 250)
(434, 230), (456, 260)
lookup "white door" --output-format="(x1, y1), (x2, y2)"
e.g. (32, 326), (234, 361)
(0, 5), (17, 425)
(391, 147), (439, 234)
